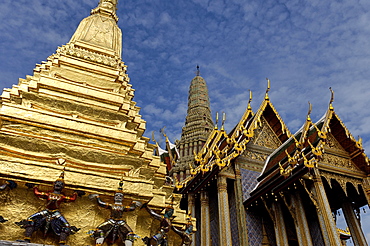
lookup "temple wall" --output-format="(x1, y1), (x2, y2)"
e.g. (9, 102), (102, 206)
(0, 186), (182, 245)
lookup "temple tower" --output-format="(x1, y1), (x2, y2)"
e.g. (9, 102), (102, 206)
(0, 0), (188, 245)
(173, 66), (213, 180)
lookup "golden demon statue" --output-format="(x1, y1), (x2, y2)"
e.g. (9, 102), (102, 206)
(141, 203), (174, 246)
(88, 179), (141, 246)
(16, 170), (83, 245)
(171, 213), (193, 246)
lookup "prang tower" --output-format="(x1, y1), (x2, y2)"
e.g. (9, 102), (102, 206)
(172, 66), (213, 180)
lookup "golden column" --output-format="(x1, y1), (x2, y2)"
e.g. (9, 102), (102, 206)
(200, 190), (211, 246)
(291, 193), (314, 246)
(311, 169), (341, 246)
(188, 193), (196, 246)
(342, 201), (368, 246)
(217, 175), (232, 245)
(271, 202), (289, 245)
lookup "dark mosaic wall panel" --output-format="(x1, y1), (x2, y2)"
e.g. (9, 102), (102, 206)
(209, 187), (219, 246)
(308, 215), (324, 245)
(195, 196), (201, 246)
(264, 216), (277, 246)
(246, 210), (263, 246)
(300, 189), (325, 246)
(228, 180), (240, 246)
(240, 168), (260, 201)
(306, 203), (325, 246)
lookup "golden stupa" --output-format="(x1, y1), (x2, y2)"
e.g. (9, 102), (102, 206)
(0, 0), (188, 245)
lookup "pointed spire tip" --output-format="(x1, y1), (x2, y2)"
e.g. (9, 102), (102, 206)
(265, 78), (270, 100)
(91, 0), (118, 22)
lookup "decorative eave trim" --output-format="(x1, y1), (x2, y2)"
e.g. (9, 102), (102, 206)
(175, 83), (291, 192)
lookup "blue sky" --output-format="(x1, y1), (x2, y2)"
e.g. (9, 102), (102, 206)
(0, 0), (370, 243)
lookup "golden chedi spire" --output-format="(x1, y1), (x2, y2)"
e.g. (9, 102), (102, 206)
(0, 1), (188, 244)
(69, 0), (121, 57)
(92, 0), (118, 19)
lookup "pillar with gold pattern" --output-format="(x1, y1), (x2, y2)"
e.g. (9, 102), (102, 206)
(200, 190), (211, 246)
(291, 192), (313, 246)
(342, 201), (368, 246)
(234, 163), (248, 245)
(188, 193), (196, 246)
(217, 175), (232, 245)
(311, 169), (341, 246)
(272, 202), (289, 245)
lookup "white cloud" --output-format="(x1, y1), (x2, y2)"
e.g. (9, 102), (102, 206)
(1, 0), (370, 236)
(159, 12), (171, 25)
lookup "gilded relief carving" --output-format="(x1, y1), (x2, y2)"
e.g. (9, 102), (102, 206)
(300, 179), (320, 212)
(242, 150), (268, 163)
(321, 171), (363, 195)
(279, 192), (297, 224)
(252, 117), (280, 149)
(84, 18), (114, 49)
(57, 44), (119, 67)
(322, 153), (358, 171)
(326, 134), (346, 152)
(364, 178), (370, 203)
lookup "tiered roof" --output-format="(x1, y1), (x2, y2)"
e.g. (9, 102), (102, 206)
(245, 89), (370, 207)
(176, 80), (291, 193)
(174, 67), (214, 174)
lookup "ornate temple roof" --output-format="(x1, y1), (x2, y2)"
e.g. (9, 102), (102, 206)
(176, 81), (291, 193)
(245, 90), (370, 207)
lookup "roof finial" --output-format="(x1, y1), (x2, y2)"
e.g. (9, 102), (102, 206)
(265, 78), (270, 100)
(329, 87), (334, 110)
(151, 131), (158, 144)
(307, 101), (312, 121)
(215, 112), (219, 130)
(247, 90), (253, 111)
(196, 65), (200, 76)
(99, 0), (118, 10)
(160, 126), (167, 138)
(221, 112), (226, 131)
(91, 0), (118, 22)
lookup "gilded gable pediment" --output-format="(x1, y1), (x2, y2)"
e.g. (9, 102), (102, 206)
(326, 133), (346, 152)
(251, 117), (281, 149)
(322, 133), (362, 173)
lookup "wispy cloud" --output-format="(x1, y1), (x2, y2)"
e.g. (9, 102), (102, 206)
(1, 0), (370, 239)
(1, 0), (370, 142)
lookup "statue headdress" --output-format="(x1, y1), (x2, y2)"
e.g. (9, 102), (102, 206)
(116, 176), (124, 194)
(56, 167), (65, 182)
